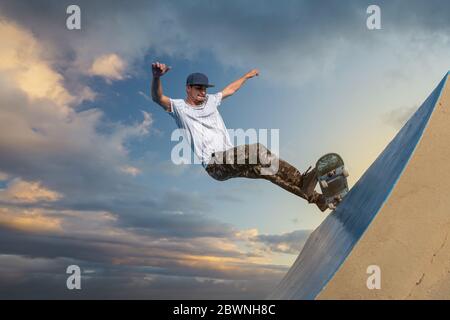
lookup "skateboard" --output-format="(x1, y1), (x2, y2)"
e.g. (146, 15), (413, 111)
(315, 153), (349, 209)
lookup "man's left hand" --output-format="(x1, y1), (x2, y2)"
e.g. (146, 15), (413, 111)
(245, 69), (259, 79)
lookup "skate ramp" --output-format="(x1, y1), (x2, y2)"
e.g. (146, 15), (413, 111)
(270, 71), (450, 300)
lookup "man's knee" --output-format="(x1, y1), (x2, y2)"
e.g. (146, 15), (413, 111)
(255, 142), (266, 150)
(248, 142), (267, 152)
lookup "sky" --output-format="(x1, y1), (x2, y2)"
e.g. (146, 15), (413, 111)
(0, 0), (449, 299)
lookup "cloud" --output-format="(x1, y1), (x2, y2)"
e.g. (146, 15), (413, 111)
(75, 86), (97, 104)
(0, 254), (285, 299)
(235, 228), (259, 241)
(382, 105), (418, 129)
(0, 208), (62, 233)
(0, 19), (155, 203)
(120, 166), (141, 176)
(0, 79), (152, 196)
(138, 90), (152, 101)
(0, 203), (288, 298)
(255, 229), (312, 254)
(2, 0), (448, 87)
(0, 178), (63, 203)
(121, 110), (153, 138)
(0, 18), (75, 107)
(88, 53), (126, 82)
(0, 172), (9, 181)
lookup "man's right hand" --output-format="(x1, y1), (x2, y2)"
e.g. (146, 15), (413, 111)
(152, 61), (171, 78)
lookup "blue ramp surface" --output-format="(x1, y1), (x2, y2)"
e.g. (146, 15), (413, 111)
(270, 73), (448, 300)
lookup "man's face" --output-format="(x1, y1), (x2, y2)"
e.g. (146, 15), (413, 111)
(187, 85), (207, 104)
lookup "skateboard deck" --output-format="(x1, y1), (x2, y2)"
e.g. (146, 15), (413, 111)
(315, 153), (349, 209)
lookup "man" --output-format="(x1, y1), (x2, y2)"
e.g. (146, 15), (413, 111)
(151, 61), (329, 211)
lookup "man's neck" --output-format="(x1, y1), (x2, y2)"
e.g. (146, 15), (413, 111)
(185, 97), (204, 107)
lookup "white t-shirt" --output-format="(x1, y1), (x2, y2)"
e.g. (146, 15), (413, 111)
(169, 92), (234, 167)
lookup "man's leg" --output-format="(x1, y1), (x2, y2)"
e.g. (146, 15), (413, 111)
(205, 143), (328, 211)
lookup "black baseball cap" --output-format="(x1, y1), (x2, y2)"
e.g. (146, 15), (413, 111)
(186, 73), (214, 87)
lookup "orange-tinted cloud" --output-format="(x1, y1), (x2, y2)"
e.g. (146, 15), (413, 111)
(0, 207), (62, 233)
(0, 178), (62, 203)
(120, 165), (141, 176)
(88, 53), (126, 82)
(0, 19), (74, 107)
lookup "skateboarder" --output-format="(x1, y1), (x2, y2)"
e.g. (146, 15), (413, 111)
(151, 61), (329, 211)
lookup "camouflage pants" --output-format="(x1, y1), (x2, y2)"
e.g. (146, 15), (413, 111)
(205, 143), (310, 200)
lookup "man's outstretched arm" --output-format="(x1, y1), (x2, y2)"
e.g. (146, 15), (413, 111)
(221, 69), (259, 100)
(151, 62), (172, 112)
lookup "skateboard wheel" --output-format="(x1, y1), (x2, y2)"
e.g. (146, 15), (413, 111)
(343, 169), (349, 178)
(320, 180), (328, 188)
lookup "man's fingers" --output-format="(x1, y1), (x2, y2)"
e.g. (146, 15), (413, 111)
(152, 63), (160, 72)
(247, 69), (259, 77)
(152, 62), (171, 74)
